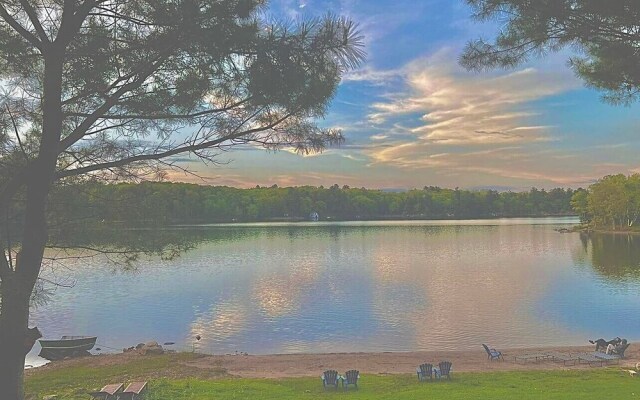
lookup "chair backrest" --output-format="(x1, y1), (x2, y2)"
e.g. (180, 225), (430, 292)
(482, 344), (491, 355)
(616, 343), (630, 357)
(419, 363), (433, 376)
(439, 361), (452, 376)
(101, 383), (123, 396)
(323, 370), (338, 384)
(345, 370), (359, 384)
(123, 381), (147, 395)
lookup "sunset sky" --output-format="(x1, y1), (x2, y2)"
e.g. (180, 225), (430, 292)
(170, 0), (640, 191)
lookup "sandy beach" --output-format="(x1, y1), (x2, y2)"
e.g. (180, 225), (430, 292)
(29, 345), (640, 379)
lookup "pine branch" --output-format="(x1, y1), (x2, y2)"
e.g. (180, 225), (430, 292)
(56, 112), (293, 179)
(19, 0), (49, 43)
(0, 4), (44, 51)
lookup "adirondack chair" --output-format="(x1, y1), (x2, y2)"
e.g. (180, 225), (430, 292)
(321, 370), (340, 390)
(614, 341), (630, 358)
(89, 383), (123, 400)
(436, 361), (452, 380)
(118, 381), (147, 400)
(482, 344), (503, 361)
(342, 370), (360, 390)
(416, 363), (433, 381)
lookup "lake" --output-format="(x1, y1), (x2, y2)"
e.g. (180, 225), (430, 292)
(26, 217), (640, 366)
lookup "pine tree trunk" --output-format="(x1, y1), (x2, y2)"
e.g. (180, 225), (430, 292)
(0, 276), (31, 400)
(0, 181), (51, 400)
(0, 177), (51, 400)
(0, 50), (64, 400)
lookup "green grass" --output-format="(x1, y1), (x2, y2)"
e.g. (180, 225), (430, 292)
(25, 355), (640, 400)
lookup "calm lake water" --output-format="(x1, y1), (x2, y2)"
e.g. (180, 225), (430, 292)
(26, 217), (640, 366)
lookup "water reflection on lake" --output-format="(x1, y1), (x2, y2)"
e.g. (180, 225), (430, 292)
(27, 217), (640, 365)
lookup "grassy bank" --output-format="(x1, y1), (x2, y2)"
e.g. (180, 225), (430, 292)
(25, 353), (638, 400)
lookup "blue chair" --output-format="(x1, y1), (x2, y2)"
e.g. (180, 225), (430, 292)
(342, 370), (360, 390)
(436, 361), (452, 380)
(416, 363), (433, 381)
(482, 344), (503, 361)
(321, 370), (340, 390)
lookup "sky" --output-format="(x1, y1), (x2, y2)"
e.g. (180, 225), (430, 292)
(170, 0), (640, 191)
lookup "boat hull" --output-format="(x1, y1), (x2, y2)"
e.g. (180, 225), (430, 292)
(38, 336), (97, 361)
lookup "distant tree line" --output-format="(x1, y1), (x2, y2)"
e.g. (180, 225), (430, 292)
(44, 182), (577, 225)
(571, 174), (640, 231)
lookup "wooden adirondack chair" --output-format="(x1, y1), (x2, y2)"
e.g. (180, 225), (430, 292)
(118, 381), (147, 400)
(416, 363), (433, 381)
(88, 383), (123, 400)
(437, 361), (452, 380)
(322, 370), (340, 390)
(614, 341), (630, 358)
(482, 344), (503, 361)
(343, 370), (360, 390)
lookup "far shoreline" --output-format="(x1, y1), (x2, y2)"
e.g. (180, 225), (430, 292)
(169, 215), (579, 227)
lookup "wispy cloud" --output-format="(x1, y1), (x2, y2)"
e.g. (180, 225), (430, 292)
(275, 0), (311, 19)
(303, 46), (640, 186)
(342, 66), (402, 85)
(367, 49), (580, 147)
(370, 134), (389, 141)
(366, 141), (637, 186)
(337, 48), (625, 185)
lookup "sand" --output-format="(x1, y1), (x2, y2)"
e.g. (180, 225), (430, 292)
(183, 345), (639, 378)
(33, 344), (638, 379)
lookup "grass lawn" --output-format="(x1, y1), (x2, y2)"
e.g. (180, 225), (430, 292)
(25, 354), (639, 399)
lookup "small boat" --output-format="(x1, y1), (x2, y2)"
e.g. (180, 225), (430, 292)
(38, 336), (97, 360)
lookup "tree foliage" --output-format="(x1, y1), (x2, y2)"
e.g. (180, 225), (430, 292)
(460, 0), (640, 104)
(44, 182), (578, 224)
(572, 174), (640, 230)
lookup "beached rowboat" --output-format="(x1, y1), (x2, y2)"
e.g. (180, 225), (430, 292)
(38, 336), (97, 360)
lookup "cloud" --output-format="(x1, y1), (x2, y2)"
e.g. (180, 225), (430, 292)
(342, 66), (403, 85)
(367, 143), (632, 186)
(370, 134), (389, 141)
(337, 48), (629, 185)
(272, 0), (314, 19)
(337, 0), (437, 44)
(367, 49), (580, 147)
(163, 169), (256, 187)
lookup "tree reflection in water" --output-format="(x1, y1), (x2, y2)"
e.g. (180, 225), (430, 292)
(580, 232), (640, 281)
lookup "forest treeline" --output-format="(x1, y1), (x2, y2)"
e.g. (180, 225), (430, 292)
(571, 174), (640, 231)
(48, 182), (577, 224)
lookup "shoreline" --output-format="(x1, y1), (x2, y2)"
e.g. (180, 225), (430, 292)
(172, 215), (579, 226)
(28, 345), (639, 379)
(586, 229), (640, 235)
